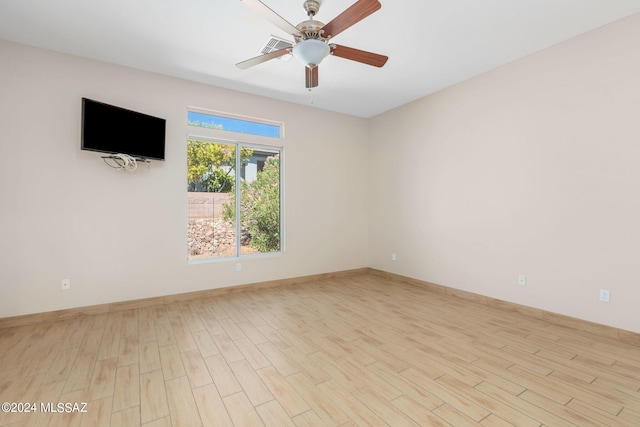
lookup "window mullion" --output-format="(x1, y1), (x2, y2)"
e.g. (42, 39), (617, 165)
(235, 143), (242, 257)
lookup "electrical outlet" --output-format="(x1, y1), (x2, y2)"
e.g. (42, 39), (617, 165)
(61, 279), (71, 290)
(391, 253), (397, 261)
(599, 289), (610, 303)
(236, 263), (242, 272)
(518, 274), (526, 286)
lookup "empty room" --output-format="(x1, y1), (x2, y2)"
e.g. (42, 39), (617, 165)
(1, 0), (639, 426)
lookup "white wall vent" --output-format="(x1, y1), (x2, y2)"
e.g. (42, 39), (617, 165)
(260, 36), (293, 60)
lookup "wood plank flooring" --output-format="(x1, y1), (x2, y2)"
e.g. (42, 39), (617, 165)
(1, 273), (639, 426)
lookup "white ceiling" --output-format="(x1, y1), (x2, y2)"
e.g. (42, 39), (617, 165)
(2, 1), (640, 118)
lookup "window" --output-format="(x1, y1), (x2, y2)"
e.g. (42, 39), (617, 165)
(187, 110), (282, 261)
(188, 111), (281, 138)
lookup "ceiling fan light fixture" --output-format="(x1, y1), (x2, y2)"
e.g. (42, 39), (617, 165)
(292, 39), (330, 67)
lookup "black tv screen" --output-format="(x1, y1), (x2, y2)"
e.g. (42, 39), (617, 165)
(81, 98), (166, 161)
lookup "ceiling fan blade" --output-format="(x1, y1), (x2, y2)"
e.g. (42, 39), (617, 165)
(305, 66), (319, 88)
(236, 47), (291, 69)
(240, 0), (301, 36)
(330, 44), (388, 67)
(321, 0), (381, 39)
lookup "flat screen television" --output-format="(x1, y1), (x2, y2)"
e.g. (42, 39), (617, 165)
(81, 98), (166, 161)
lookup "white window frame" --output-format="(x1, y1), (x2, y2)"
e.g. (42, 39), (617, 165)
(187, 108), (284, 264)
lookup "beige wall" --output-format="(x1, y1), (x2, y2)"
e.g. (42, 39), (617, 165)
(368, 13), (640, 333)
(0, 40), (370, 317)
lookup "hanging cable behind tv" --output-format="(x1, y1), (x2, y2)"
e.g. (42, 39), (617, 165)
(101, 153), (149, 172)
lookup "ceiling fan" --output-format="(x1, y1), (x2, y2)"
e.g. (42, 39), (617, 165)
(237, 0), (388, 88)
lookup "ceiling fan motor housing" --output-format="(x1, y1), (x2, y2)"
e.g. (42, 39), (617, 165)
(293, 15), (330, 67)
(296, 19), (327, 41)
(298, 0), (330, 42)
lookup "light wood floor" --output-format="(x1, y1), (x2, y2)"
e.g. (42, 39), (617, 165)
(1, 273), (639, 426)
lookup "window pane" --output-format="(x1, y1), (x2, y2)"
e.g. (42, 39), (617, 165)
(240, 150), (281, 254)
(187, 139), (237, 259)
(188, 112), (280, 138)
